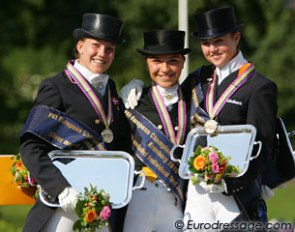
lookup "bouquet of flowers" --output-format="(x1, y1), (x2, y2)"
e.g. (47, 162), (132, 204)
(73, 185), (112, 232)
(10, 153), (38, 197)
(188, 145), (240, 186)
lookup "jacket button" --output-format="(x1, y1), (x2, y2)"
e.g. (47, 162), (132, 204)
(157, 125), (163, 130)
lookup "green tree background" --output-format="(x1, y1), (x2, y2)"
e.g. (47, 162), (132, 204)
(0, 0), (294, 153)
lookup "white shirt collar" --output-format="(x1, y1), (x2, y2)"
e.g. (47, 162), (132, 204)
(216, 51), (248, 85)
(74, 60), (109, 95)
(156, 84), (179, 108)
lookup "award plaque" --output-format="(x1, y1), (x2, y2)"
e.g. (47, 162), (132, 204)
(39, 150), (145, 209)
(171, 124), (259, 179)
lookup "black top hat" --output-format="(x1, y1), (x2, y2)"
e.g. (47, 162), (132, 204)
(73, 13), (126, 44)
(193, 6), (244, 39)
(137, 30), (191, 56)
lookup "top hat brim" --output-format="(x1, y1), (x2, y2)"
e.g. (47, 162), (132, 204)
(192, 24), (244, 40)
(73, 28), (126, 44)
(137, 48), (191, 56)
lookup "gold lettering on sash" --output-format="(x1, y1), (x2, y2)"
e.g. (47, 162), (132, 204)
(126, 109), (184, 202)
(63, 140), (72, 146)
(49, 132), (64, 143)
(125, 110), (151, 136)
(147, 142), (168, 163)
(150, 133), (170, 154)
(82, 130), (91, 139)
(47, 112), (104, 149)
(96, 143), (106, 150)
(191, 86), (206, 126)
(48, 112), (59, 120)
(192, 87), (199, 108)
(132, 139), (148, 157)
(148, 154), (169, 178)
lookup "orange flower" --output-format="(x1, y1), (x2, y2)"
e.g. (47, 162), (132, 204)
(85, 209), (97, 223)
(16, 161), (24, 171)
(193, 156), (206, 171)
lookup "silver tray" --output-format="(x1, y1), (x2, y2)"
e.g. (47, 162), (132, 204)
(171, 124), (260, 179)
(40, 150), (144, 209)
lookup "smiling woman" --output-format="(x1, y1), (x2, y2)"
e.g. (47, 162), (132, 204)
(123, 30), (192, 232)
(146, 54), (185, 89)
(76, 38), (117, 74)
(18, 12), (131, 232)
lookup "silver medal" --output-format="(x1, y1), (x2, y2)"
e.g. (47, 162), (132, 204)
(204, 120), (218, 135)
(101, 128), (114, 143)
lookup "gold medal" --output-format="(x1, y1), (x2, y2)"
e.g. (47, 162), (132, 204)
(204, 120), (218, 135)
(101, 128), (114, 143)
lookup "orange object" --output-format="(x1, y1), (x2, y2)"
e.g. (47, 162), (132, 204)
(0, 155), (36, 205)
(142, 166), (158, 182)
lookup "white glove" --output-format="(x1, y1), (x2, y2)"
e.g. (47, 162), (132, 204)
(199, 180), (226, 193)
(261, 185), (274, 200)
(120, 79), (144, 109)
(58, 187), (79, 213)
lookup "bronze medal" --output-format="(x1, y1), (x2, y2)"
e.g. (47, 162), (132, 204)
(204, 120), (218, 135)
(101, 128), (114, 143)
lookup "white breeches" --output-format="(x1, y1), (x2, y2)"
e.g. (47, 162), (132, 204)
(42, 208), (109, 232)
(183, 180), (240, 232)
(123, 177), (184, 232)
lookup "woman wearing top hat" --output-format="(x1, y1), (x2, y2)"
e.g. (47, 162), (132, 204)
(123, 30), (194, 232)
(181, 6), (277, 230)
(20, 13), (131, 232)
(120, 5), (278, 230)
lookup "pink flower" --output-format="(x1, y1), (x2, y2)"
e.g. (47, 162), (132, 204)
(211, 162), (220, 173)
(100, 205), (111, 221)
(209, 152), (219, 163)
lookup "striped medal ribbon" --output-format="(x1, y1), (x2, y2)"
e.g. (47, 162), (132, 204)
(65, 61), (113, 143)
(151, 85), (187, 145)
(205, 63), (255, 134)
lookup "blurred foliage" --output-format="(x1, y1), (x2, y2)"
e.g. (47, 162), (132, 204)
(0, 205), (31, 232)
(267, 180), (295, 222)
(0, 0), (295, 153)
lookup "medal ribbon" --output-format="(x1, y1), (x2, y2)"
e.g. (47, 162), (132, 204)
(150, 85), (187, 144)
(206, 63), (255, 119)
(65, 61), (113, 129)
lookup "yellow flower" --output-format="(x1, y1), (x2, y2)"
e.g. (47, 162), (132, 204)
(193, 155), (206, 171)
(85, 209), (97, 223)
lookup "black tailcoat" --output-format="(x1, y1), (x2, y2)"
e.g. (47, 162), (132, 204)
(182, 65), (278, 219)
(130, 86), (191, 204)
(20, 70), (131, 232)
(134, 85), (191, 148)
